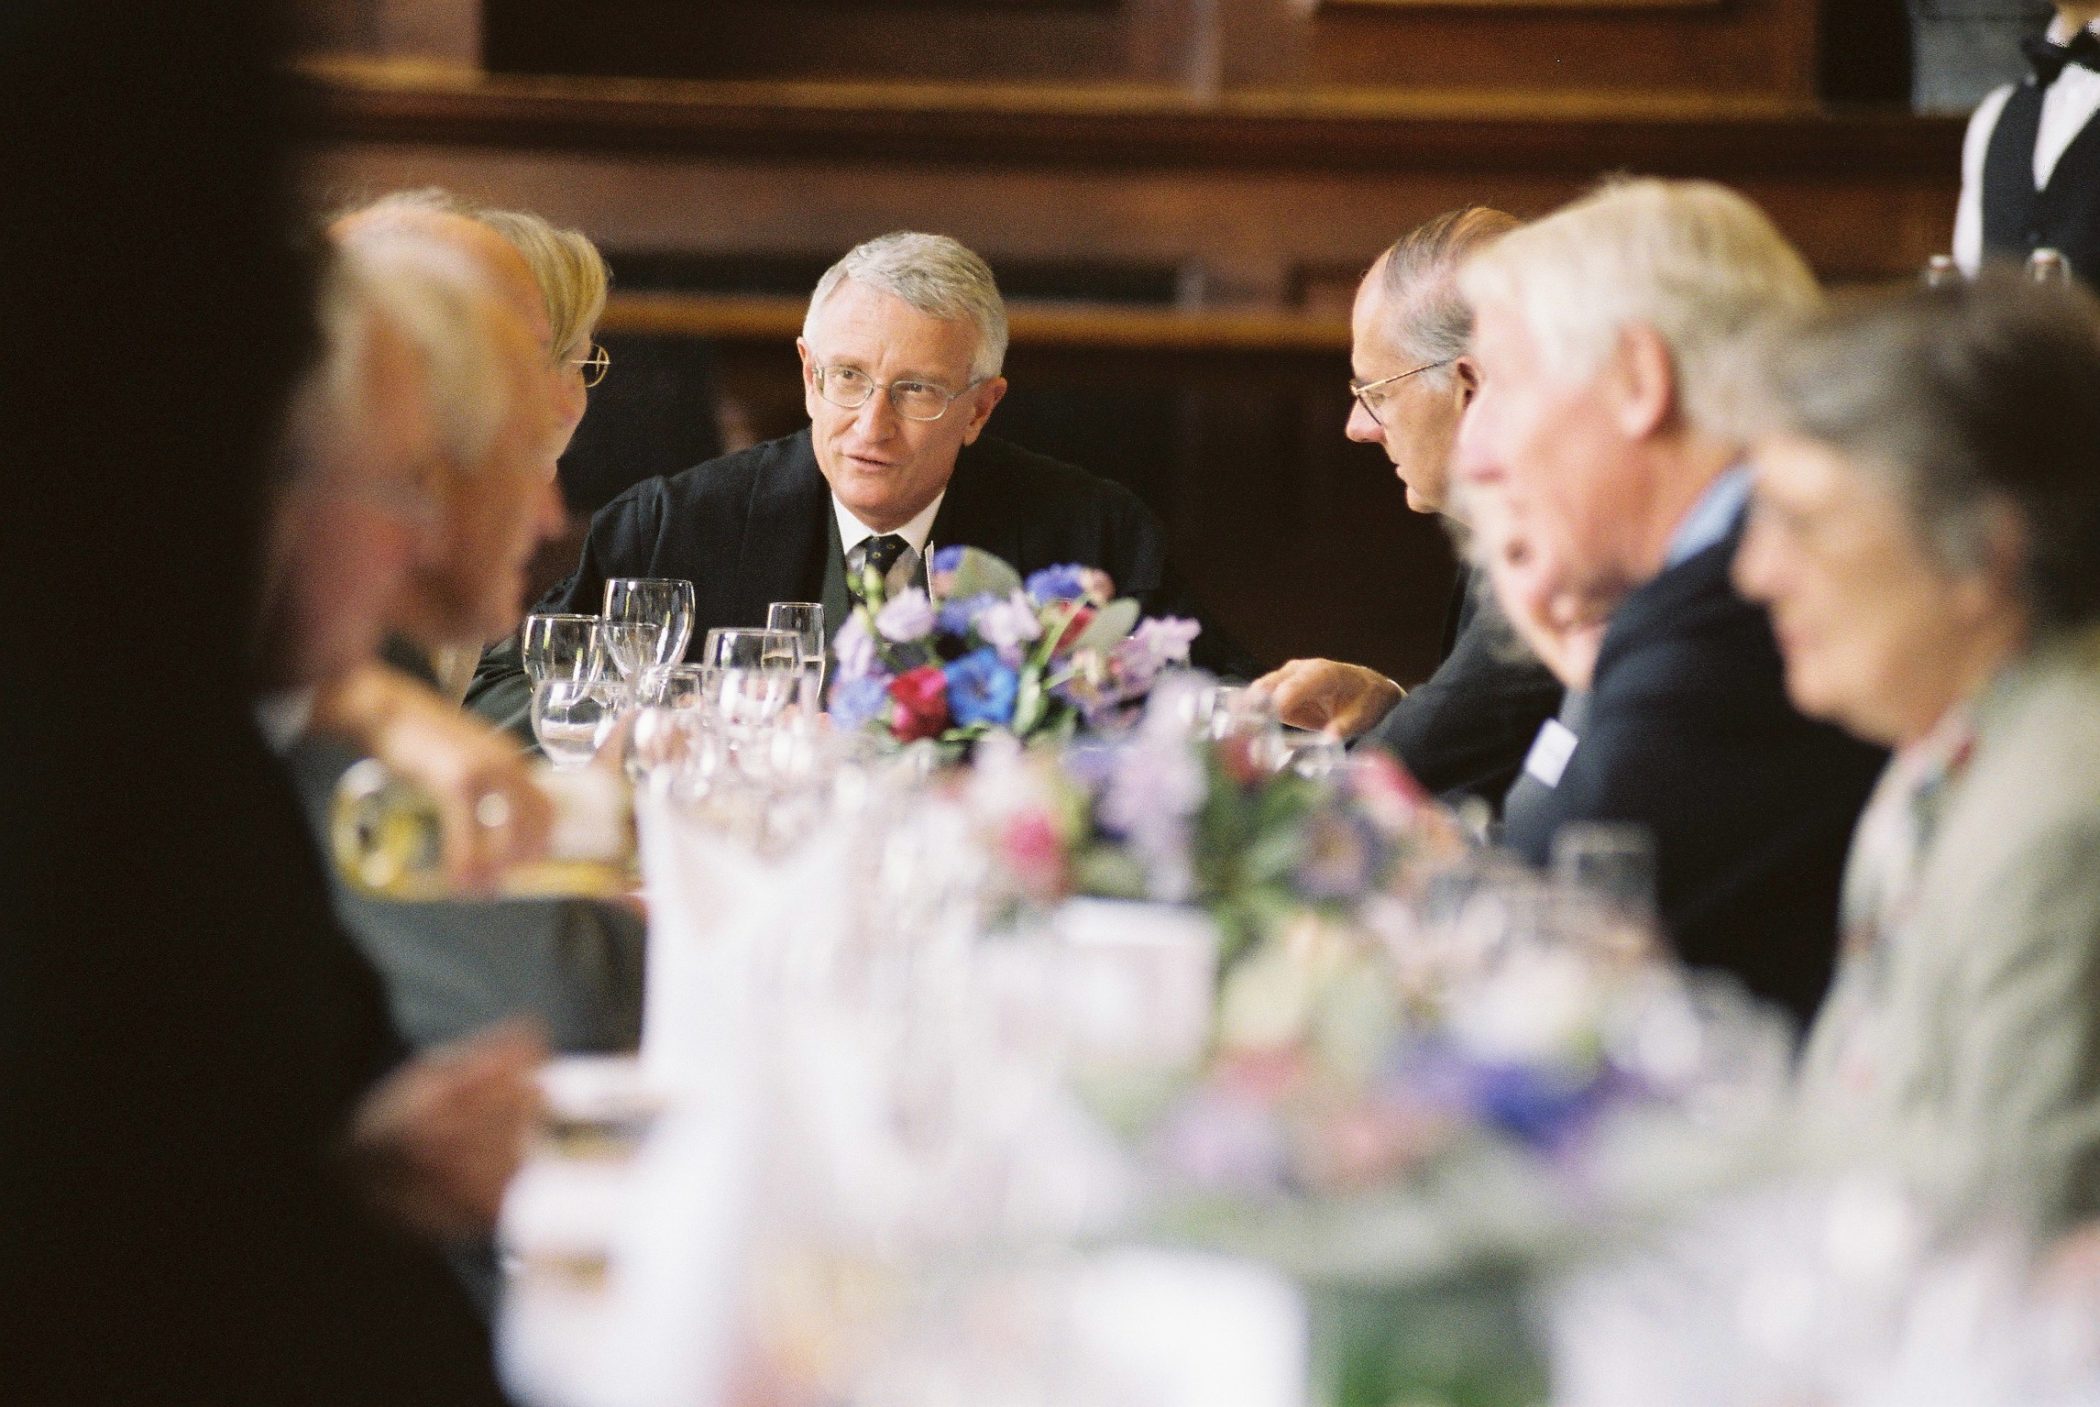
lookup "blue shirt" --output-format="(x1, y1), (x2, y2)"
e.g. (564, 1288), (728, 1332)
(1665, 465), (1752, 569)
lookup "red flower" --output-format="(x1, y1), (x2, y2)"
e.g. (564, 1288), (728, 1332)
(887, 665), (951, 742)
(1051, 605), (1095, 654)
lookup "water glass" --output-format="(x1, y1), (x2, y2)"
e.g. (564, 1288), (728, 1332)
(532, 676), (617, 770)
(603, 577), (695, 669)
(520, 613), (606, 685)
(1551, 821), (1657, 921)
(766, 602), (826, 712)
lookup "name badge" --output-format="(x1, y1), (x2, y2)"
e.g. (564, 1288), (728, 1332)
(1523, 719), (1579, 789)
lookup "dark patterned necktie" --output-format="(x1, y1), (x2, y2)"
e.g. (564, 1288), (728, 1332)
(845, 533), (910, 600)
(2023, 28), (2100, 88)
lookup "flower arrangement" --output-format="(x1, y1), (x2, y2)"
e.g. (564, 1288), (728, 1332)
(961, 681), (1462, 969)
(826, 547), (1200, 748)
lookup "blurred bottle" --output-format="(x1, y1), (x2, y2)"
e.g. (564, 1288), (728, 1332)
(2029, 247), (2072, 286)
(331, 759), (636, 900)
(1921, 254), (1963, 288)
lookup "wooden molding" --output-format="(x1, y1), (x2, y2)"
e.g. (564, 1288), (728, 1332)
(1318, 0), (1718, 8)
(600, 291), (1351, 351)
(298, 58), (1960, 179)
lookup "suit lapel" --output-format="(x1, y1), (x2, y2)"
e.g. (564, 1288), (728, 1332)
(927, 438), (1024, 565)
(727, 430), (832, 631)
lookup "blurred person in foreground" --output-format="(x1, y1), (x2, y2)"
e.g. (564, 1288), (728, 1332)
(1734, 273), (2100, 1230)
(1451, 178), (1886, 1026)
(1251, 208), (1564, 811)
(469, 229), (1254, 734)
(0, 5), (516, 1402)
(290, 197), (642, 1054)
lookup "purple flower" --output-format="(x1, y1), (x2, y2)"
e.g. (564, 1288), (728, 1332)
(1024, 565), (1091, 603)
(833, 611), (879, 679)
(1129, 616), (1200, 669)
(943, 648), (1020, 728)
(928, 545), (966, 598)
(975, 589), (1044, 661)
(874, 587), (936, 643)
(827, 674), (891, 730)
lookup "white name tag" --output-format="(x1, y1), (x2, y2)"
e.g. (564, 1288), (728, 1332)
(1523, 719), (1579, 789)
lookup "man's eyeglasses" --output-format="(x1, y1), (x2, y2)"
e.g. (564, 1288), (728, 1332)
(1348, 359), (1453, 427)
(813, 364), (981, 423)
(570, 342), (610, 389)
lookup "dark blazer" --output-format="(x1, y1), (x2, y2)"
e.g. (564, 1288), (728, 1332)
(469, 428), (1255, 730)
(1499, 519), (1886, 1027)
(1362, 566), (1564, 811)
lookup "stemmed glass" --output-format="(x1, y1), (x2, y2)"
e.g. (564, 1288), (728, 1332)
(520, 613), (606, 685)
(601, 621), (669, 700)
(532, 676), (618, 769)
(603, 577), (695, 670)
(766, 602), (826, 713)
(704, 628), (801, 729)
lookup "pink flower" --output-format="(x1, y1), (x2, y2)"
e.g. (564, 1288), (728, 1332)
(1001, 811), (1068, 901)
(886, 665), (950, 742)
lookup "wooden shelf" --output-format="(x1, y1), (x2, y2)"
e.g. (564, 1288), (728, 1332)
(600, 291), (1350, 352)
(299, 57), (1961, 179)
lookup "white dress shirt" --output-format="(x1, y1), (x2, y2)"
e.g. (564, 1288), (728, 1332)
(832, 490), (945, 574)
(1953, 17), (2100, 274)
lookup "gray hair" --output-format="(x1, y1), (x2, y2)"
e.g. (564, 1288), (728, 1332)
(803, 231), (1009, 381)
(1376, 206), (1519, 376)
(1458, 178), (1821, 437)
(1746, 271), (2100, 633)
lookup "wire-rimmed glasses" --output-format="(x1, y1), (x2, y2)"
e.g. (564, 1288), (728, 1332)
(811, 365), (982, 422)
(569, 342), (610, 388)
(1348, 358), (1454, 427)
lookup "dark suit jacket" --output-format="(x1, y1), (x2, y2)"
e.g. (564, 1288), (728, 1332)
(469, 428), (1254, 731)
(1362, 566), (1564, 811)
(1499, 520), (1886, 1027)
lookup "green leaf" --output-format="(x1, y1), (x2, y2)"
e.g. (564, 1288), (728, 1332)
(943, 547), (1024, 600)
(1012, 668), (1046, 734)
(1070, 598), (1139, 653)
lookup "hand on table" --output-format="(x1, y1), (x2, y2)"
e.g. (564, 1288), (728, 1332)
(1248, 659), (1404, 740)
(343, 1022), (548, 1242)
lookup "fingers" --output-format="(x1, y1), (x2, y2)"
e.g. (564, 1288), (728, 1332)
(1253, 659), (1338, 731)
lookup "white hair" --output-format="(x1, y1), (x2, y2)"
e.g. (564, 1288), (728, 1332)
(347, 236), (512, 471)
(803, 231), (1009, 381)
(1458, 178), (1821, 437)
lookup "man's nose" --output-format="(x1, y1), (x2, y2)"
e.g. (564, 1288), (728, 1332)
(1345, 398), (1383, 446)
(852, 387), (900, 437)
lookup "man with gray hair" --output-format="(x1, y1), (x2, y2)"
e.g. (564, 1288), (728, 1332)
(469, 229), (1247, 731)
(1253, 208), (1563, 809)
(1455, 178), (1885, 1025)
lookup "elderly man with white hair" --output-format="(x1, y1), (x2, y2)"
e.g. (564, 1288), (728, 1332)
(468, 228), (1251, 730)
(1453, 178), (1886, 1026)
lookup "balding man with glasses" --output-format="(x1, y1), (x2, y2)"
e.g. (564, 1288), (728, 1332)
(1253, 209), (1563, 813)
(469, 230), (1247, 733)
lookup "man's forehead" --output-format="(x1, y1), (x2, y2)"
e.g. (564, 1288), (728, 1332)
(807, 278), (976, 373)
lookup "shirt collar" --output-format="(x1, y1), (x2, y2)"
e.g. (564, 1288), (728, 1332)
(1664, 464), (1753, 569)
(834, 490), (945, 563)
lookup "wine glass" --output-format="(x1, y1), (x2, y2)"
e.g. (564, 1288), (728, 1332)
(601, 620), (668, 691)
(603, 577), (695, 669)
(766, 602), (826, 713)
(520, 613), (606, 685)
(702, 626), (801, 672)
(532, 676), (616, 770)
(638, 663), (716, 711)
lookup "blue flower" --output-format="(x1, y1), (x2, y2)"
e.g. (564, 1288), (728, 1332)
(943, 648), (1020, 728)
(1024, 564), (1090, 603)
(936, 592), (998, 640)
(827, 674), (892, 730)
(930, 545), (966, 576)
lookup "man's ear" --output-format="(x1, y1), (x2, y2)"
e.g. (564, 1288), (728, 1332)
(1453, 355), (1481, 408)
(960, 376), (1008, 445)
(796, 338), (821, 419)
(1609, 323), (1676, 441)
